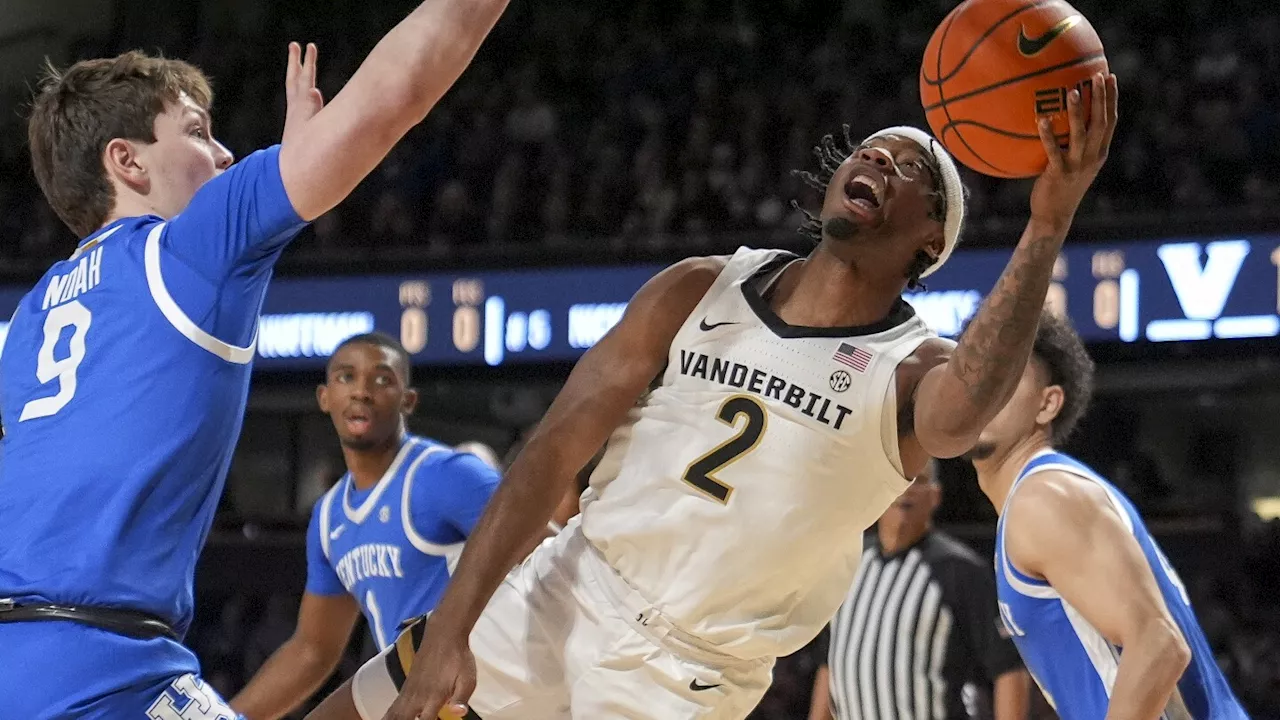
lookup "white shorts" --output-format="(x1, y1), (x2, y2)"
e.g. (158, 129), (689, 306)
(352, 521), (774, 719)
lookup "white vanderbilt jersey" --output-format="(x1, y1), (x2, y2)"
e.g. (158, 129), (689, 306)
(580, 247), (940, 661)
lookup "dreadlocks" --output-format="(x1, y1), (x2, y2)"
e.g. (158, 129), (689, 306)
(789, 124), (952, 291)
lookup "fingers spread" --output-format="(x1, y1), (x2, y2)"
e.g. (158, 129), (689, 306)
(305, 43), (319, 88)
(285, 42), (300, 88)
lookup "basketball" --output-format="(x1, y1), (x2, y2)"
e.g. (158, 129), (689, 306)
(920, 0), (1108, 178)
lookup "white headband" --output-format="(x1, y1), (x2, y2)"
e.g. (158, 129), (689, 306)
(863, 126), (965, 279)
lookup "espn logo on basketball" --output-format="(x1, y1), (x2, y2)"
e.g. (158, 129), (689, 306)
(1034, 75), (1095, 117)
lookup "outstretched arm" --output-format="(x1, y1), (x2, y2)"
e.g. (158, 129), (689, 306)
(278, 0), (512, 222)
(231, 592), (361, 720)
(911, 73), (1118, 459)
(381, 257), (727, 720)
(1005, 472), (1192, 720)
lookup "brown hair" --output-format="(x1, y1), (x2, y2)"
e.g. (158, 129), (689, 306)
(27, 51), (213, 237)
(1031, 309), (1096, 447)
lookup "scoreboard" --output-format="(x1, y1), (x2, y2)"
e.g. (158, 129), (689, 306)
(1, 234), (1277, 369)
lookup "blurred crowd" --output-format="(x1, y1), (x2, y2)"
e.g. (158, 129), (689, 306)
(2, 0), (1279, 268)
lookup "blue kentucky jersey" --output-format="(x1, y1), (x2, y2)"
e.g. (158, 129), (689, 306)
(0, 145), (306, 637)
(306, 435), (500, 649)
(994, 450), (1246, 720)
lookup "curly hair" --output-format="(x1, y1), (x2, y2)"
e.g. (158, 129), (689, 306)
(789, 124), (952, 290)
(1032, 310), (1096, 446)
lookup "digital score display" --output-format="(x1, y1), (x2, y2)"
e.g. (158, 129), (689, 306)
(1, 235), (1277, 369)
(907, 235), (1280, 342)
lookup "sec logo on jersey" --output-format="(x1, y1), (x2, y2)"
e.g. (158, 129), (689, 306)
(829, 370), (852, 393)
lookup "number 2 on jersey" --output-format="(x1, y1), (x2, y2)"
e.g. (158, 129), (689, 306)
(682, 395), (768, 503)
(19, 301), (92, 422)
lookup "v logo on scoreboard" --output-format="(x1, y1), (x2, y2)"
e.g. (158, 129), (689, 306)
(1156, 240), (1250, 320)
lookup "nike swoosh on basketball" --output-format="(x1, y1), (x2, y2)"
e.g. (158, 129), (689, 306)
(1017, 15), (1083, 57)
(699, 318), (738, 331)
(689, 679), (722, 692)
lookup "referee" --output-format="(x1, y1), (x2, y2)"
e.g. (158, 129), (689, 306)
(808, 460), (1030, 720)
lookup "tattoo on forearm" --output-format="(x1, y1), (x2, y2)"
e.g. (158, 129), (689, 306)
(950, 235), (1062, 405)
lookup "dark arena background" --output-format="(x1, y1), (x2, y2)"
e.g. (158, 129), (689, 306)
(2, 0), (1279, 717)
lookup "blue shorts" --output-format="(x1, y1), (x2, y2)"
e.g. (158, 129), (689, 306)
(0, 619), (242, 720)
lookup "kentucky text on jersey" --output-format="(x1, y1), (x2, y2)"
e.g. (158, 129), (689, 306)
(43, 245), (104, 310)
(308, 436), (500, 649)
(678, 349), (854, 430)
(334, 543), (407, 590)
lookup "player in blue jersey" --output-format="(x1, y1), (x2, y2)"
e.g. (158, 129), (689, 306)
(0, 0), (513, 716)
(231, 333), (500, 720)
(967, 310), (1247, 720)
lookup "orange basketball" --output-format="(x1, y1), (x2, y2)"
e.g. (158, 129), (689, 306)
(920, 0), (1108, 178)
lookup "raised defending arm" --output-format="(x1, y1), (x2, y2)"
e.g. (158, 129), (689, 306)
(278, 0), (512, 222)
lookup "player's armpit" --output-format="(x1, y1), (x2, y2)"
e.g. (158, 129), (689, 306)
(1004, 472), (1192, 719)
(278, 0), (511, 222)
(512, 255), (727, 489)
(893, 338), (954, 474)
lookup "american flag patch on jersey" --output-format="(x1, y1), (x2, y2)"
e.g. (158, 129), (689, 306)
(833, 342), (873, 372)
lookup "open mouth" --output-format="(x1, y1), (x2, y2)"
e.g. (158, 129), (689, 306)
(843, 174), (885, 218)
(344, 409), (372, 435)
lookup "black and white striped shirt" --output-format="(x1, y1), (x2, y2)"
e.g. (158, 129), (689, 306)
(814, 531), (1022, 720)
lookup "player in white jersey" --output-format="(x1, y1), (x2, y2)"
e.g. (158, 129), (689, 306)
(307, 73), (1119, 720)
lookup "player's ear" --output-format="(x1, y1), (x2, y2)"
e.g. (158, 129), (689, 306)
(316, 383), (330, 413)
(1036, 384), (1065, 427)
(920, 230), (944, 265)
(102, 138), (149, 192)
(401, 387), (419, 416)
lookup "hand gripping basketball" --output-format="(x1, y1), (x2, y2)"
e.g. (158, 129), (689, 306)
(920, 0), (1109, 178)
(1028, 71), (1117, 231)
